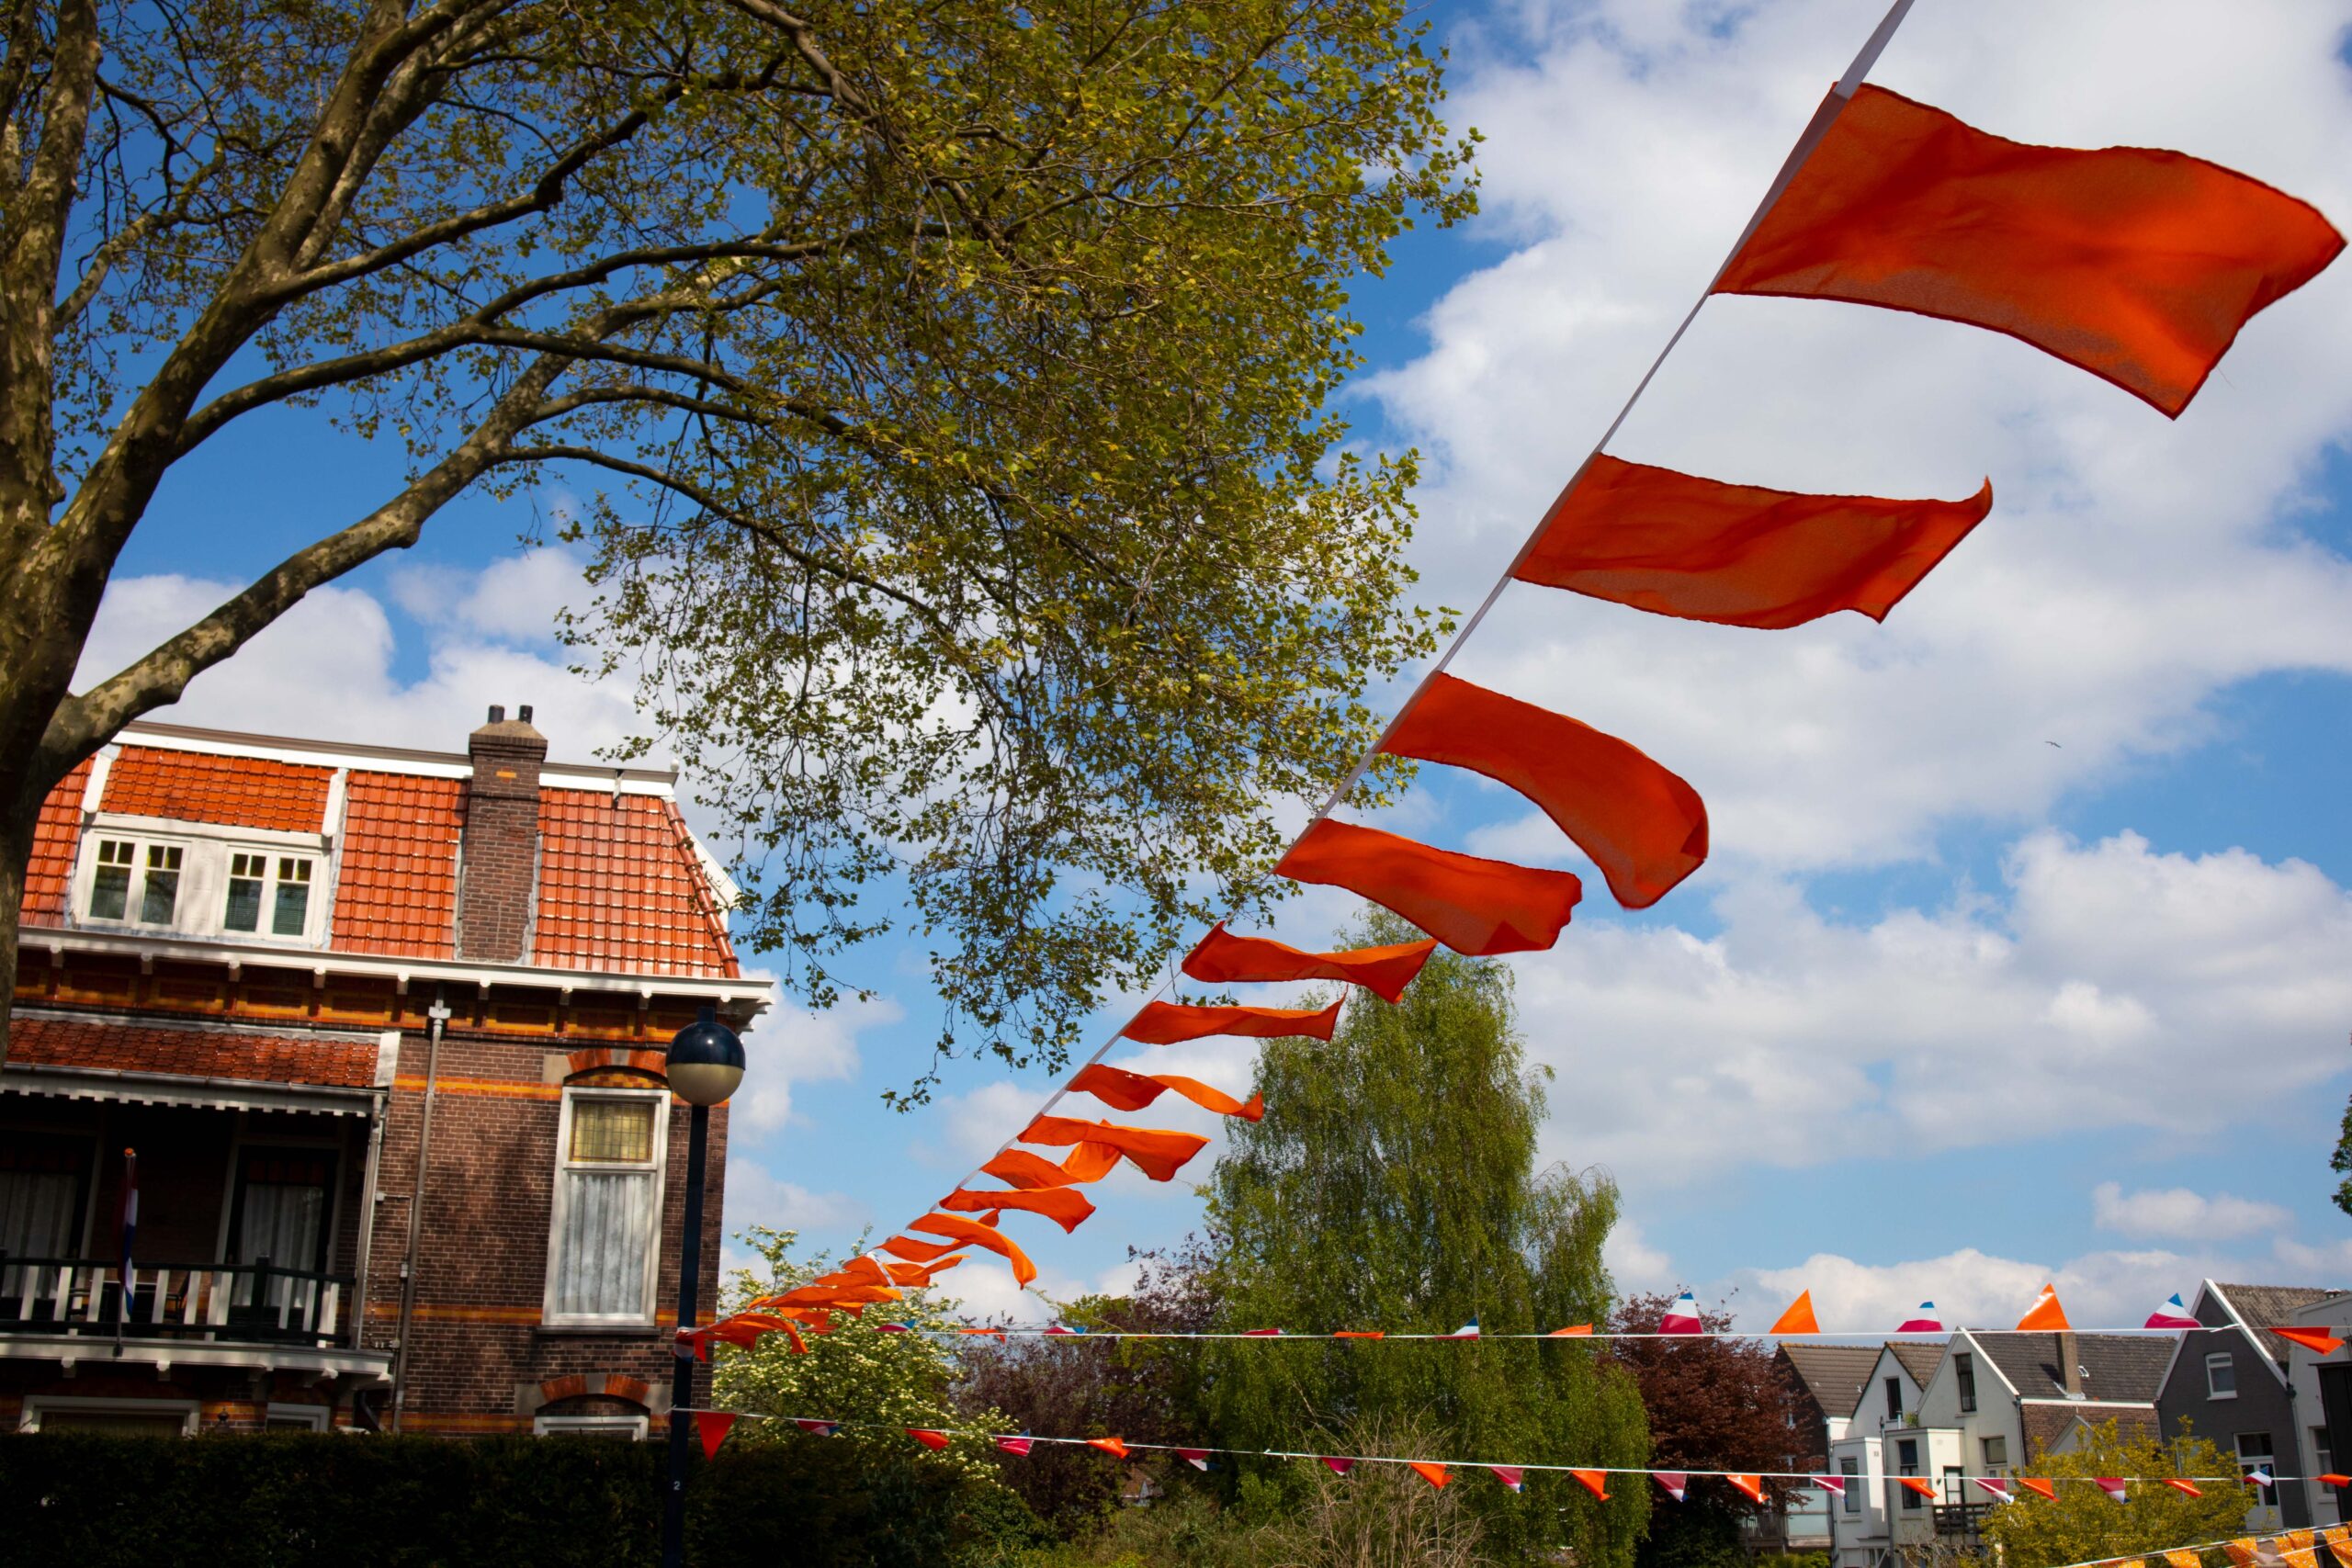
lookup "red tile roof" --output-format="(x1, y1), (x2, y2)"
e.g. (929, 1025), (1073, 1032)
(10, 1014), (379, 1089)
(102, 746), (332, 832)
(329, 771), (462, 960)
(533, 793), (737, 977)
(22, 758), (92, 923)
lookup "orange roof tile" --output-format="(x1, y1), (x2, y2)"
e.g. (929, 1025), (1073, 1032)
(533, 793), (737, 977)
(101, 746), (331, 832)
(21, 758), (92, 925)
(328, 771), (462, 960)
(11, 1014), (379, 1089)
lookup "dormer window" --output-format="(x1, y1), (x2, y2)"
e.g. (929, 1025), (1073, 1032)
(225, 853), (312, 936)
(89, 839), (181, 925)
(74, 825), (328, 946)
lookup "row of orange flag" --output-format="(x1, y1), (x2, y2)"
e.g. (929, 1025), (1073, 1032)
(699, 62), (2343, 1355)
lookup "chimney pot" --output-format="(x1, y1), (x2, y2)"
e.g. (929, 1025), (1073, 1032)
(518, 705), (533, 724)
(488, 705), (505, 723)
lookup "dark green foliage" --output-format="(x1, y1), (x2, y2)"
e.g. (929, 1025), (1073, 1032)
(1197, 917), (1652, 1566)
(1634, 1501), (1748, 1568)
(0, 1428), (1042, 1567)
(2333, 1091), (2352, 1217)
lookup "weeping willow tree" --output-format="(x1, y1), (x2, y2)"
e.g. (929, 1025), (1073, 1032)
(1198, 914), (1651, 1567)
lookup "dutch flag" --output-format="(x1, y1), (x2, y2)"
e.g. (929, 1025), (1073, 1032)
(2145, 1293), (2200, 1330)
(1447, 1319), (1481, 1339)
(1897, 1302), (1943, 1333)
(1491, 1466), (1525, 1493)
(1659, 1294), (1704, 1335)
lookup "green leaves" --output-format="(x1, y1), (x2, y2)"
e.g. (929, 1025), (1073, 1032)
(1977, 1421), (2256, 1568)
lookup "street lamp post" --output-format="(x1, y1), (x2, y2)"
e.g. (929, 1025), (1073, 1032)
(661, 1005), (746, 1568)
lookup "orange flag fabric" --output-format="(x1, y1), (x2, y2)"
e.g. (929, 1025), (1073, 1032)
(1727, 1474), (1768, 1504)
(2017, 1283), (2071, 1332)
(1410, 1461), (1450, 1489)
(2165, 1479), (2204, 1497)
(980, 1145), (1124, 1190)
(1715, 85), (2345, 418)
(2274, 1325), (2345, 1356)
(909, 1428), (951, 1450)
(1380, 673), (1708, 909)
(1276, 818), (1582, 955)
(1123, 999), (1342, 1045)
(1087, 1437), (1130, 1459)
(940, 1186), (1097, 1234)
(1516, 454), (1991, 630)
(1573, 1469), (1611, 1500)
(695, 1411), (739, 1459)
(2018, 1478), (2057, 1501)
(1182, 922), (1437, 1004)
(1550, 1324), (1594, 1337)
(1769, 1292), (1821, 1336)
(1068, 1063), (1263, 1122)
(1018, 1114), (1211, 1182)
(1900, 1478), (1940, 1500)
(902, 1213), (1038, 1287)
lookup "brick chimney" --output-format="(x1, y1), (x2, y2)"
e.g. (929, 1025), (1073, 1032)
(2058, 1330), (2082, 1398)
(456, 705), (547, 963)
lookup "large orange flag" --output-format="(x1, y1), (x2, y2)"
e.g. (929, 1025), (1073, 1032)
(902, 1212), (1039, 1286)
(939, 1185), (1097, 1233)
(981, 1145), (1124, 1190)
(1382, 673), (1707, 908)
(1276, 818), (1581, 955)
(1716, 85), (2344, 417)
(1018, 1114), (1212, 1182)
(1068, 1063), (1264, 1121)
(1182, 922), (1437, 1004)
(1122, 999), (1342, 1045)
(1515, 455), (1991, 629)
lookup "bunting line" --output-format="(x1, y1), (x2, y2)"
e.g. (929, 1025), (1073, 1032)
(823, 1324), (2204, 1344)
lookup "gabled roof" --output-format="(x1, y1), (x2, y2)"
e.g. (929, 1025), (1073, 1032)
(1889, 1342), (1944, 1388)
(1975, 1333), (2170, 1403)
(1781, 1345), (1882, 1418)
(2211, 1283), (2340, 1366)
(2023, 1402), (2159, 1459)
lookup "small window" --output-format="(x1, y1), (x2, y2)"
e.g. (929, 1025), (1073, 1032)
(1840, 1456), (1861, 1514)
(271, 856), (312, 935)
(546, 1090), (666, 1325)
(1898, 1438), (1921, 1509)
(138, 843), (182, 924)
(225, 852), (267, 931)
(1886, 1376), (1904, 1419)
(2237, 1431), (2274, 1483)
(264, 1404), (331, 1431)
(535, 1414), (649, 1440)
(90, 839), (135, 919)
(1983, 1435), (2007, 1469)
(571, 1099), (657, 1164)
(1955, 1352), (1976, 1413)
(224, 852), (314, 937)
(1942, 1466), (1962, 1504)
(2209, 1353), (2238, 1399)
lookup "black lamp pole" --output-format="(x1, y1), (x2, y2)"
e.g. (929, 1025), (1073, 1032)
(661, 1007), (745, 1568)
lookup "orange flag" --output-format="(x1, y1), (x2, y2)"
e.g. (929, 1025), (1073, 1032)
(1770, 1291), (1821, 1336)
(1727, 1474), (1768, 1504)
(939, 1186), (1097, 1234)
(901, 1213), (1038, 1287)
(1068, 1063), (1263, 1122)
(1276, 818), (1582, 955)
(695, 1411), (739, 1459)
(1516, 455), (1991, 631)
(1549, 1324), (1594, 1337)
(1411, 1461), (1451, 1489)
(1123, 999), (1342, 1045)
(980, 1146), (1124, 1190)
(1573, 1469), (1611, 1500)
(2018, 1478), (2057, 1500)
(909, 1428), (951, 1450)
(2165, 1479), (2204, 1497)
(2017, 1283), (2071, 1332)
(1087, 1437), (1129, 1459)
(1380, 673), (1708, 909)
(2273, 1325), (2345, 1356)
(1017, 1114), (1211, 1182)
(1182, 922), (1437, 1004)
(1900, 1478), (1940, 1500)
(1715, 85), (2344, 418)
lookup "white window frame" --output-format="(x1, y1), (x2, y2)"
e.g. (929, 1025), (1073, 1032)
(71, 818), (331, 947)
(535, 1414), (650, 1440)
(541, 1086), (671, 1328)
(20, 1394), (199, 1435)
(264, 1404), (333, 1431)
(2209, 1352), (2239, 1400)
(1982, 1435), (2007, 1470)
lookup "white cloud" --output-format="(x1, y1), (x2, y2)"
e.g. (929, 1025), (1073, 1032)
(1739, 1246), (2203, 1336)
(732, 993), (900, 1134)
(1604, 1218), (1677, 1292)
(721, 1158), (870, 1239)
(2093, 1182), (2293, 1242)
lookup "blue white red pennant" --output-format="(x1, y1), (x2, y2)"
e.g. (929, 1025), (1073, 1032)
(1654, 1472), (1689, 1502)
(1898, 1301), (1942, 1332)
(1659, 1294), (1704, 1335)
(2145, 1293), (2200, 1330)
(1447, 1318), (1481, 1339)
(1491, 1465), (1525, 1493)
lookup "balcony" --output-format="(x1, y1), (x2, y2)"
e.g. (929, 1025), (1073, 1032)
(1933, 1499), (1995, 1540)
(1, 1255), (389, 1381)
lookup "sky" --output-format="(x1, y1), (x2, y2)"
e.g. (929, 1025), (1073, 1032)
(76, 0), (2352, 1334)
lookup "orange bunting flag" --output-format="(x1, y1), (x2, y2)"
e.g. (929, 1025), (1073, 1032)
(1068, 1063), (1264, 1122)
(1088, 1437), (1130, 1459)
(1123, 999), (1342, 1046)
(2165, 1479), (2204, 1497)
(1901, 1478), (1941, 1500)
(1714, 85), (2344, 418)
(1728, 1474), (1768, 1505)
(909, 1428), (951, 1450)
(884, 1257), (962, 1286)
(1380, 673), (1708, 909)
(1018, 1115), (1212, 1183)
(1276, 818), (1582, 956)
(1182, 922), (1437, 1005)
(1516, 455), (1991, 631)
(980, 1146), (1122, 1190)
(940, 1186), (1097, 1234)
(1412, 1461), (1451, 1490)
(2273, 1325), (2345, 1356)
(902, 1213), (1039, 1287)
(1549, 1324), (1594, 1337)
(695, 1411), (739, 1460)
(1574, 1469), (1611, 1500)
(2167, 1551), (2208, 1568)
(1770, 1292), (1822, 1337)
(2017, 1283), (2071, 1332)
(1334, 1330), (1386, 1339)
(2018, 1478), (2057, 1501)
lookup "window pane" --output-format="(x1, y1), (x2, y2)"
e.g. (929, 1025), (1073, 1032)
(571, 1100), (656, 1164)
(138, 844), (181, 925)
(91, 840), (133, 919)
(271, 877), (310, 936)
(553, 1169), (653, 1316)
(2211, 1355), (2238, 1397)
(224, 873), (263, 931)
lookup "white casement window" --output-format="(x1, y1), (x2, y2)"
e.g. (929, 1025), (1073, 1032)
(224, 852), (313, 937)
(2208, 1353), (2239, 1399)
(544, 1089), (669, 1326)
(1982, 1435), (2007, 1470)
(89, 838), (181, 925)
(1841, 1456), (1862, 1514)
(536, 1414), (650, 1439)
(74, 825), (327, 945)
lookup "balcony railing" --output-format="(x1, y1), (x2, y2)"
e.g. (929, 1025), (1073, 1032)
(1933, 1499), (1995, 1539)
(0, 1256), (354, 1348)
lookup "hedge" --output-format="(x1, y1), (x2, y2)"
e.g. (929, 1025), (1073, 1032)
(0, 1430), (1038, 1567)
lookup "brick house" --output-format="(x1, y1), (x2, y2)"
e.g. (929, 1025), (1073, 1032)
(0, 709), (769, 1437)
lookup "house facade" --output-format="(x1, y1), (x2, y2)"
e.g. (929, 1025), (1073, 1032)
(2155, 1280), (2341, 1533)
(1773, 1345), (1881, 1557)
(2283, 1292), (2352, 1529)
(0, 711), (769, 1437)
(1824, 1340), (1947, 1568)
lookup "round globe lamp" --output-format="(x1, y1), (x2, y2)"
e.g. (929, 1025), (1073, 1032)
(666, 1007), (745, 1107)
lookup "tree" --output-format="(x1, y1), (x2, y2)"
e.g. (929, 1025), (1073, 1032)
(1197, 915), (1652, 1567)
(1977, 1420), (2257, 1568)
(1609, 1292), (1809, 1568)
(0, 1), (1474, 1073)
(2331, 1092), (2352, 1218)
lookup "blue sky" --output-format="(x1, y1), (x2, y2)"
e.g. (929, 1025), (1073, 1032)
(82, 0), (2352, 1331)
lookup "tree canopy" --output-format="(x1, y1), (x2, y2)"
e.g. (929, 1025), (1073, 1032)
(1196, 915), (1651, 1566)
(1977, 1420), (2258, 1568)
(0, 0), (1472, 1078)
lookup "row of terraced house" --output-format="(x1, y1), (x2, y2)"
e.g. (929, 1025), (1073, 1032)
(1764, 1283), (2352, 1568)
(0, 708), (769, 1437)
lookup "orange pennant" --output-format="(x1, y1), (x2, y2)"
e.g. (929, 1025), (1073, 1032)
(1276, 818), (1582, 956)
(2017, 1283), (2071, 1332)
(1382, 673), (1708, 909)
(1769, 1292), (1821, 1336)
(1182, 923), (1437, 1005)
(904, 1213), (1038, 1287)
(2018, 1478), (2056, 1500)
(1088, 1437), (1129, 1459)
(2273, 1325), (2345, 1356)
(1017, 1114), (1211, 1182)
(1715, 85), (2345, 417)
(1123, 999), (1341, 1045)
(979, 1146), (1123, 1190)
(695, 1411), (739, 1460)
(1727, 1474), (1767, 1504)
(2165, 1479), (2204, 1497)
(1068, 1063), (1264, 1122)
(1548, 1324), (1594, 1337)
(1573, 1469), (1611, 1500)
(1901, 1478), (1940, 1500)
(1333, 1330), (1387, 1339)
(1411, 1461), (1451, 1489)
(939, 1186), (1097, 1234)
(909, 1428), (951, 1450)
